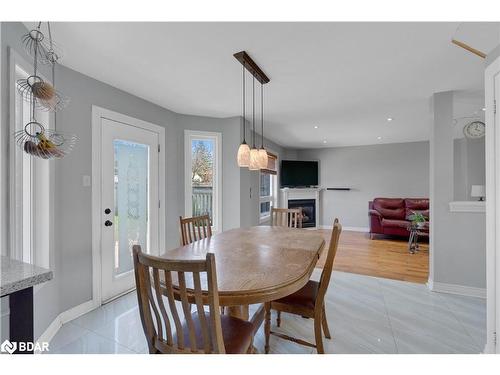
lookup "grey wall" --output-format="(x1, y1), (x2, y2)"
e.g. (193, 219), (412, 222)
(1, 22), (271, 338)
(239, 133), (286, 228)
(454, 137), (486, 201)
(430, 91), (486, 289)
(296, 142), (430, 228)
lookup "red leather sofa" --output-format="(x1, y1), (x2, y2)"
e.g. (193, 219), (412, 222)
(368, 198), (429, 239)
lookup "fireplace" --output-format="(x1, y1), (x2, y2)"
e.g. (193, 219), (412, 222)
(288, 199), (316, 228)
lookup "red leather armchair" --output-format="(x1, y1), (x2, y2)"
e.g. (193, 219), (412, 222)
(369, 198), (429, 239)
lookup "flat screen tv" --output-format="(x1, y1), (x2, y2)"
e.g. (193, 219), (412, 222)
(280, 160), (319, 188)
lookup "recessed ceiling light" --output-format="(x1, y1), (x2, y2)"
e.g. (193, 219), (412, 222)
(314, 125), (319, 129)
(482, 107), (486, 111)
(387, 117), (393, 122)
(323, 140), (327, 144)
(377, 136), (383, 140)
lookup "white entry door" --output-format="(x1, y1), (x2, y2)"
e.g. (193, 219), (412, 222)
(99, 115), (163, 302)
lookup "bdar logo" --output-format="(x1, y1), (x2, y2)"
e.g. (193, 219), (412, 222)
(1, 340), (17, 354)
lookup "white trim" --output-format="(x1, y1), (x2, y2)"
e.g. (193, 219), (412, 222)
(35, 300), (96, 353)
(485, 54), (500, 354)
(184, 130), (222, 233)
(8, 48), (54, 293)
(91, 106), (166, 307)
(428, 280), (486, 299)
(320, 225), (369, 232)
(449, 201), (486, 213)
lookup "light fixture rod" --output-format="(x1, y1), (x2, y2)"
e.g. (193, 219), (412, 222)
(252, 75), (256, 148)
(261, 83), (264, 148)
(242, 64), (246, 143)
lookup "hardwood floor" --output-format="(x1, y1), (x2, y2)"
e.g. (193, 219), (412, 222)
(316, 230), (429, 283)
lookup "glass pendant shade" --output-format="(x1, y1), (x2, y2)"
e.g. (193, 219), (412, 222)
(249, 148), (260, 170)
(258, 148), (268, 169)
(237, 142), (251, 167)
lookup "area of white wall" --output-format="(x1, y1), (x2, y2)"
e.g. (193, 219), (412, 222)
(296, 141), (430, 229)
(430, 91), (486, 292)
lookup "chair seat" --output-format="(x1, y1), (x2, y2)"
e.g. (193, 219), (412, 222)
(175, 312), (254, 354)
(274, 280), (319, 310)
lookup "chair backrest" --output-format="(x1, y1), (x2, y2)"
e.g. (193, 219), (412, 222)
(179, 215), (213, 246)
(133, 245), (225, 354)
(317, 219), (342, 305)
(270, 208), (302, 228)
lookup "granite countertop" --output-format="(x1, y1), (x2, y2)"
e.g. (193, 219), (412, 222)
(0, 256), (53, 297)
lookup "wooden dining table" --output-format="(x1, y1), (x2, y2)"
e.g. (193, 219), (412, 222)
(159, 225), (325, 334)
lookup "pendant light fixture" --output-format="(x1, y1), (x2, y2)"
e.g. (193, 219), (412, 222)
(249, 75), (260, 170)
(237, 64), (250, 167)
(233, 51), (270, 170)
(257, 82), (268, 169)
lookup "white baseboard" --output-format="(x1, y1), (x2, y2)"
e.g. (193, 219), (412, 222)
(319, 225), (369, 233)
(428, 280), (486, 299)
(36, 314), (62, 347)
(35, 299), (98, 353)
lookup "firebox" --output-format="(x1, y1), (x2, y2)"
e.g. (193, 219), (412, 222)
(288, 199), (316, 228)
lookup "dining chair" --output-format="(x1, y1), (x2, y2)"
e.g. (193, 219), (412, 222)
(133, 245), (254, 354)
(179, 215), (212, 246)
(264, 219), (342, 354)
(270, 208), (302, 228)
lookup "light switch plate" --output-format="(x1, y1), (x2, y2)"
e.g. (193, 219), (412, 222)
(82, 175), (91, 187)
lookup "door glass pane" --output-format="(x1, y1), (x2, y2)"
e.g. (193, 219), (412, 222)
(114, 140), (149, 276)
(260, 202), (271, 215)
(260, 174), (271, 197)
(191, 139), (214, 224)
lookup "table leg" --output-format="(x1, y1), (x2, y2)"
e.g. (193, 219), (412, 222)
(226, 305), (250, 320)
(9, 286), (34, 354)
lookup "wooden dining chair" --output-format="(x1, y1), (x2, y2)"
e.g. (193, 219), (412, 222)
(133, 245), (254, 354)
(179, 215), (212, 246)
(270, 208), (302, 228)
(264, 219), (342, 354)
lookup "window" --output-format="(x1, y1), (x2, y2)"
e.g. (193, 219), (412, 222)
(184, 130), (222, 233)
(11, 57), (52, 269)
(259, 152), (278, 222)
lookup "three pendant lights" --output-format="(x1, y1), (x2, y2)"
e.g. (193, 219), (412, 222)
(237, 63), (268, 170)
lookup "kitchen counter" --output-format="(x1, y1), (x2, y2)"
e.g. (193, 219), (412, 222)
(1, 256), (53, 297)
(1, 256), (53, 353)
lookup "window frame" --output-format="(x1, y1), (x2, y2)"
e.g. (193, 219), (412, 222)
(184, 130), (222, 233)
(9, 48), (54, 271)
(259, 149), (279, 224)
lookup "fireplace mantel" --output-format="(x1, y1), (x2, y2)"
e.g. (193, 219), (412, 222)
(279, 188), (321, 229)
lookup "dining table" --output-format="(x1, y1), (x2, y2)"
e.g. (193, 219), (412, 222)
(159, 225), (326, 335)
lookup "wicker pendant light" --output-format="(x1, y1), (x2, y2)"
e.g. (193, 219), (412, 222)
(237, 64), (250, 167)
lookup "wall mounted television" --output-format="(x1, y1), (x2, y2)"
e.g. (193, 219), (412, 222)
(280, 160), (319, 188)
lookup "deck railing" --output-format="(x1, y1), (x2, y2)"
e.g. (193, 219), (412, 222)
(192, 186), (213, 221)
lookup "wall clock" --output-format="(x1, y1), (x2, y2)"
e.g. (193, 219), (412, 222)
(463, 121), (485, 139)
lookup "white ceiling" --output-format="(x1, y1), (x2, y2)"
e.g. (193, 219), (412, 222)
(26, 22), (500, 149)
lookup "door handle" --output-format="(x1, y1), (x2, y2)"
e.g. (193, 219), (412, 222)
(104, 220), (113, 227)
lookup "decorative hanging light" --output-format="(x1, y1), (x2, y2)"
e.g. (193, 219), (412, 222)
(249, 75), (260, 170)
(257, 82), (268, 169)
(237, 64), (250, 167)
(233, 51), (270, 170)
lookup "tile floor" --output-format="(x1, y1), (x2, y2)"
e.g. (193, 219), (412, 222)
(47, 270), (486, 354)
